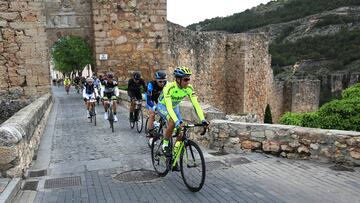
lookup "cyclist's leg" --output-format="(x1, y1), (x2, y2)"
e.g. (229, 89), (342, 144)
(111, 95), (117, 120)
(148, 109), (156, 131)
(129, 96), (136, 121)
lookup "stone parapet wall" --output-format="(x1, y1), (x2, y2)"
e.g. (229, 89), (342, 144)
(198, 120), (360, 165)
(0, 94), (52, 178)
(0, 1), (50, 123)
(92, 0), (168, 82)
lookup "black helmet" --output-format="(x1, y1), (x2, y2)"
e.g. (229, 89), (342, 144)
(106, 72), (114, 79)
(155, 71), (167, 80)
(133, 72), (141, 80)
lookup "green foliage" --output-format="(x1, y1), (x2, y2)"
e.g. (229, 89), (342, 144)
(341, 83), (360, 99)
(188, 0), (360, 32)
(270, 28), (360, 69)
(51, 36), (94, 76)
(279, 83), (360, 131)
(314, 14), (360, 28)
(264, 104), (273, 124)
(279, 112), (302, 126)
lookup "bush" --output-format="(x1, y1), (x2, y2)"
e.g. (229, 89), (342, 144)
(341, 83), (360, 99)
(279, 112), (302, 126)
(279, 83), (360, 131)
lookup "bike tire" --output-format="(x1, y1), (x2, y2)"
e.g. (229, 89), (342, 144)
(180, 140), (206, 192)
(144, 117), (149, 135)
(130, 116), (135, 129)
(109, 110), (114, 132)
(151, 136), (169, 177)
(136, 109), (143, 133)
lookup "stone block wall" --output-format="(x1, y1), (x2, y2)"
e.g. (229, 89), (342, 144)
(0, 1), (50, 124)
(0, 94), (52, 177)
(199, 120), (360, 166)
(167, 23), (272, 120)
(44, 0), (94, 48)
(92, 0), (168, 83)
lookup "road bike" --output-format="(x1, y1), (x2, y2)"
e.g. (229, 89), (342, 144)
(129, 100), (143, 133)
(88, 97), (96, 126)
(107, 98), (115, 132)
(151, 123), (208, 192)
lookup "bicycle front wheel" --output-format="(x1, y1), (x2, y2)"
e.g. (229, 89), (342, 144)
(151, 137), (168, 177)
(109, 110), (114, 132)
(136, 109), (143, 133)
(180, 140), (206, 192)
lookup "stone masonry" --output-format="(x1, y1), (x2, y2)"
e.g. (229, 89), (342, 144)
(0, 1), (50, 124)
(198, 120), (360, 166)
(167, 23), (273, 121)
(92, 0), (168, 84)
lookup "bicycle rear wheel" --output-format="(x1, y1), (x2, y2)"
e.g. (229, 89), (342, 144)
(92, 107), (96, 126)
(180, 140), (206, 192)
(151, 137), (168, 177)
(136, 109), (143, 133)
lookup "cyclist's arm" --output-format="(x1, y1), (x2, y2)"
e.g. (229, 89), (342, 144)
(100, 84), (104, 98)
(82, 86), (86, 98)
(188, 87), (205, 121)
(163, 85), (179, 123)
(146, 83), (154, 107)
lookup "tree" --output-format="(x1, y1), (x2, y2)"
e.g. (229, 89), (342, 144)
(51, 36), (94, 77)
(264, 104), (273, 124)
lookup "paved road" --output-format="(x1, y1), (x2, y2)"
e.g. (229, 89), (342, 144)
(13, 87), (360, 203)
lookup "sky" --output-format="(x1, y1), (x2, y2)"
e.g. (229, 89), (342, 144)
(167, 0), (273, 27)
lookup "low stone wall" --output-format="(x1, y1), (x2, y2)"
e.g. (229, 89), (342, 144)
(0, 94), (52, 178)
(198, 120), (360, 165)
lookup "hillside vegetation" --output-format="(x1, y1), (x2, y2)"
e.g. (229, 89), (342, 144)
(188, 0), (360, 32)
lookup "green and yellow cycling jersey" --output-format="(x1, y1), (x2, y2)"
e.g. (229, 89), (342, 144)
(158, 81), (205, 123)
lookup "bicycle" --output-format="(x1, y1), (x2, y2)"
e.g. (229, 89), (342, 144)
(88, 97), (96, 126)
(151, 123), (208, 192)
(129, 99), (143, 133)
(107, 98), (115, 132)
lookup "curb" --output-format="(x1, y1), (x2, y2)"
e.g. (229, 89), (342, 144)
(0, 178), (21, 203)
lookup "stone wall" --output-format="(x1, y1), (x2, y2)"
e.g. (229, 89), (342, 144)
(0, 1), (50, 124)
(167, 23), (272, 121)
(270, 79), (320, 122)
(44, 0), (94, 48)
(92, 0), (168, 83)
(0, 94), (52, 178)
(198, 120), (360, 166)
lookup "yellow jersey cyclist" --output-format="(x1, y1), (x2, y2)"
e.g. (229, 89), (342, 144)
(157, 66), (209, 157)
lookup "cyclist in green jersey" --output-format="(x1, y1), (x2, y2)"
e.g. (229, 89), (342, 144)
(157, 66), (209, 156)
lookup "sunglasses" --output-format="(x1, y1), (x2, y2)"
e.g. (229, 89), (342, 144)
(182, 78), (190, 82)
(157, 80), (166, 83)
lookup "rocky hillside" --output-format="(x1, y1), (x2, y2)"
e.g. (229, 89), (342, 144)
(188, 0), (360, 105)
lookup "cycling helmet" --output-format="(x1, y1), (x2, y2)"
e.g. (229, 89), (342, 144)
(133, 72), (141, 80)
(106, 72), (114, 79)
(173, 66), (192, 78)
(155, 71), (167, 80)
(86, 77), (94, 82)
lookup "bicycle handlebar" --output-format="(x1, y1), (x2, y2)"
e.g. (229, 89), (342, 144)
(183, 123), (209, 135)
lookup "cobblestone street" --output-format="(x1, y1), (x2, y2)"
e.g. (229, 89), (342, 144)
(13, 87), (360, 203)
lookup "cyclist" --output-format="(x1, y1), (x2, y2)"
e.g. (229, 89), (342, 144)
(73, 76), (81, 93)
(83, 77), (98, 118)
(157, 66), (208, 157)
(100, 72), (119, 122)
(145, 71), (167, 137)
(127, 72), (146, 122)
(63, 77), (71, 95)
(92, 75), (101, 103)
